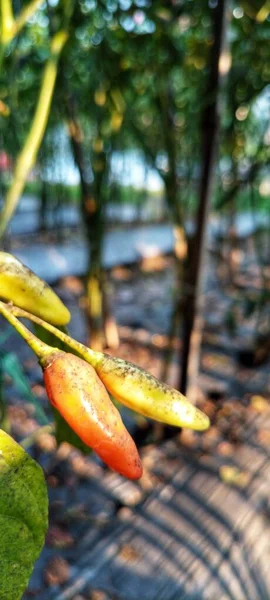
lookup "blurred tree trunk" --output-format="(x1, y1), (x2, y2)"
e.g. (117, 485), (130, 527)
(130, 93), (188, 384)
(162, 174), (187, 383)
(65, 93), (105, 349)
(39, 178), (48, 233)
(179, 0), (228, 399)
(159, 89), (188, 383)
(87, 148), (107, 351)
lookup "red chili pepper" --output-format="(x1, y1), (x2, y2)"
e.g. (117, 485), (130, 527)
(43, 352), (142, 480)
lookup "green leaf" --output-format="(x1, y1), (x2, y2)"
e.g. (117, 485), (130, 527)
(53, 407), (92, 455)
(0, 429), (48, 600)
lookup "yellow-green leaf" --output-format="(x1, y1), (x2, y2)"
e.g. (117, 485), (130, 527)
(0, 429), (48, 600)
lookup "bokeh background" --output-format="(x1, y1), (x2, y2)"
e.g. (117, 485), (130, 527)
(0, 0), (269, 598)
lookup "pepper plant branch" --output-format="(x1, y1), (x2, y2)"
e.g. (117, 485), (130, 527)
(0, 29), (68, 239)
(0, 301), (57, 361)
(0, 0), (43, 45)
(1, 0), (45, 45)
(0, 0), (14, 44)
(1, 302), (102, 367)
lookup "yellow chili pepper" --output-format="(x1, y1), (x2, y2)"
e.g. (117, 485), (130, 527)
(94, 355), (210, 431)
(0, 252), (70, 326)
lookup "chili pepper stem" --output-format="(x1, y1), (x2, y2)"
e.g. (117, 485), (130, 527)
(5, 303), (102, 368)
(0, 300), (58, 363)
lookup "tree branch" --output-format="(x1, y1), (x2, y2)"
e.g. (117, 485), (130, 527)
(0, 0), (43, 45)
(0, 30), (68, 239)
(0, 0), (14, 44)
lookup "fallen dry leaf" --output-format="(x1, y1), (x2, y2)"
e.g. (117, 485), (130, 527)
(118, 543), (140, 562)
(90, 590), (109, 600)
(217, 441), (234, 456)
(219, 465), (250, 488)
(250, 396), (270, 414)
(179, 429), (198, 448)
(31, 384), (45, 397)
(37, 432), (57, 452)
(44, 557), (70, 586)
(201, 400), (216, 419)
(46, 475), (59, 488)
(257, 430), (270, 445)
(46, 525), (74, 548)
(61, 276), (84, 295)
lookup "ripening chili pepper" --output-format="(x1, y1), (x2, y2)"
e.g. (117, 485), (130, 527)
(0, 299), (209, 434)
(94, 355), (210, 431)
(43, 352), (142, 480)
(0, 252), (70, 326)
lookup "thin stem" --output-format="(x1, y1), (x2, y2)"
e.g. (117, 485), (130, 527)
(1, 0), (43, 45)
(0, 301), (56, 361)
(0, 30), (68, 239)
(14, 0), (43, 37)
(5, 304), (103, 368)
(0, 0), (15, 45)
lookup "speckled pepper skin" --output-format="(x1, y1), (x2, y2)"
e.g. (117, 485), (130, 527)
(95, 356), (210, 431)
(0, 252), (70, 326)
(43, 353), (142, 480)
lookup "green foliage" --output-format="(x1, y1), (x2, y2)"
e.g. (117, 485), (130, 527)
(0, 429), (48, 600)
(21, 181), (80, 203)
(1, 0), (268, 228)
